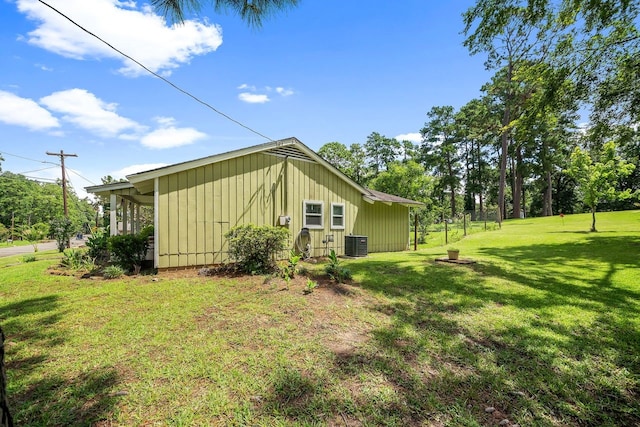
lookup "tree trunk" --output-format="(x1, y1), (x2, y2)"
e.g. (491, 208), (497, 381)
(498, 130), (509, 224)
(545, 170), (553, 216)
(591, 207), (597, 232)
(1, 327), (13, 427)
(512, 145), (523, 219)
(541, 139), (551, 216)
(477, 140), (484, 214)
(498, 62), (513, 225)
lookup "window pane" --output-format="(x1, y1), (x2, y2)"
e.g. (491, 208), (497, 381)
(306, 215), (322, 226)
(306, 204), (322, 214)
(333, 205), (343, 215)
(333, 216), (343, 227)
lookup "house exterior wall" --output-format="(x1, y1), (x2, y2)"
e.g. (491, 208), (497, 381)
(156, 152), (410, 268)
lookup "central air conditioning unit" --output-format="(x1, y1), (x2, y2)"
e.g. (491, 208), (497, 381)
(345, 235), (368, 257)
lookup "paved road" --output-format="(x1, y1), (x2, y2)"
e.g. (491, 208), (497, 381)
(0, 238), (87, 258)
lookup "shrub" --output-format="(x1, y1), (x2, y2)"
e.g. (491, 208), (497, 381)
(61, 249), (91, 270)
(303, 278), (318, 294)
(325, 249), (352, 283)
(86, 229), (109, 263)
(108, 233), (149, 273)
(225, 224), (289, 274)
(50, 217), (75, 252)
(22, 255), (36, 263)
(140, 225), (154, 239)
(103, 265), (124, 279)
(281, 250), (301, 281)
(22, 222), (48, 252)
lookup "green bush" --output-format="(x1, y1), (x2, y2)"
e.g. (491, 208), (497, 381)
(281, 250), (301, 281)
(108, 233), (149, 273)
(140, 225), (154, 239)
(87, 229), (109, 263)
(225, 224), (289, 274)
(22, 222), (49, 252)
(325, 249), (352, 283)
(61, 249), (91, 270)
(22, 254), (36, 263)
(103, 265), (124, 279)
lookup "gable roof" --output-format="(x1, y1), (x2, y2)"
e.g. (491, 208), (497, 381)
(86, 137), (423, 207)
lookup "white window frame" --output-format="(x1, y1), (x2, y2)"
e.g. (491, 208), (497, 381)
(331, 203), (345, 230)
(303, 200), (324, 229)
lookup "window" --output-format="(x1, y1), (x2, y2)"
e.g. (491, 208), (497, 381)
(303, 200), (324, 228)
(331, 203), (345, 229)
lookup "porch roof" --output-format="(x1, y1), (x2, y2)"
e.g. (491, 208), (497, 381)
(84, 182), (154, 206)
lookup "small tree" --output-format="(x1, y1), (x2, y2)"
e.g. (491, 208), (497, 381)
(50, 217), (74, 252)
(567, 141), (635, 232)
(22, 222), (49, 252)
(225, 224), (289, 274)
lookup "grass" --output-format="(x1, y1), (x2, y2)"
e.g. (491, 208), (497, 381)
(1, 210), (639, 426)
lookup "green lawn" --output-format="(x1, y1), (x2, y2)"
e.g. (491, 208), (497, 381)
(1, 211), (639, 426)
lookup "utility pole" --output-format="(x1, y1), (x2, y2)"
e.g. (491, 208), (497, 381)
(47, 150), (77, 249)
(46, 150), (77, 218)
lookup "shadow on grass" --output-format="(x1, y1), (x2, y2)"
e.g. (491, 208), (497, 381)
(473, 235), (640, 312)
(328, 240), (640, 426)
(1, 296), (121, 426)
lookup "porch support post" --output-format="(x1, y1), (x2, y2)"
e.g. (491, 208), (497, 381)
(110, 193), (117, 236)
(129, 201), (135, 234)
(122, 199), (128, 235)
(135, 204), (141, 234)
(154, 177), (159, 268)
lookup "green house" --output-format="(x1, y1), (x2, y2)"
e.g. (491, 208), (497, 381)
(86, 138), (422, 269)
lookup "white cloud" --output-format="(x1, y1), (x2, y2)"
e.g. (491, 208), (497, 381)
(276, 87), (294, 97)
(238, 92), (270, 104)
(153, 116), (176, 127)
(16, 0), (223, 77)
(141, 119), (207, 149)
(0, 90), (60, 131)
(395, 132), (422, 143)
(237, 83), (256, 91)
(40, 88), (145, 137)
(112, 163), (168, 178)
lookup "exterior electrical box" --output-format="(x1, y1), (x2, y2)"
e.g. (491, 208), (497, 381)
(345, 235), (368, 257)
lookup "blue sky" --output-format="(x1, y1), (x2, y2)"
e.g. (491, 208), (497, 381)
(0, 0), (491, 198)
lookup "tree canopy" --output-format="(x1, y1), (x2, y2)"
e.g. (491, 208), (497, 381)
(151, 0), (299, 26)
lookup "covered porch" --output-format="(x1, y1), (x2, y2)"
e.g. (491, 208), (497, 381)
(85, 182), (156, 265)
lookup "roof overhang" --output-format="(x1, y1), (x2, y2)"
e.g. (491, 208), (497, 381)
(124, 137), (371, 197)
(85, 138), (425, 209)
(84, 182), (154, 206)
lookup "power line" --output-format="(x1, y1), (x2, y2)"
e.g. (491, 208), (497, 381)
(16, 166), (59, 175)
(15, 176), (57, 183)
(67, 168), (97, 186)
(37, 0), (275, 142)
(0, 150), (59, 166)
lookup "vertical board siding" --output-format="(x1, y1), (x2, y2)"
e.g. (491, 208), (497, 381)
(220, 160), (230, 264)
(354, 202), (410, 252)
(156, 152), (410, 268)
(204, 165), (214, 265)
(195, 167), (205, 266)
